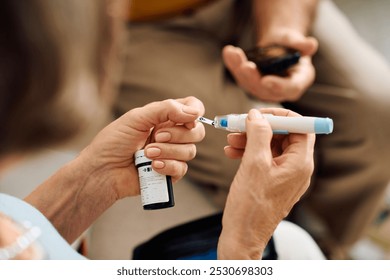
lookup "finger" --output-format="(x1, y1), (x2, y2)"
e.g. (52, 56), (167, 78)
(153, 122), (205, 143)
(273, 133), (315, 175)
(144, 143), (197, 162)
(258, 107), (315, 160)
(241, 62), (263, 92)
(223, 46), (263, 89)
(270, 33), (318, 56)
(283, 133), (315, 156)
(223, 45), (247, 70)
(287, 56), (315, 92)
(260, 58), (315, 102)
(151, 159), (188, 183)
(224, 146), (244, 159)
(176, 96), (205, 114)
(258, 75), (288, 101)
(227, 133), (247, 149)
(256, 74), (302, 102)
(295, 36), (318, 56)
(175, 96), (206, 129)
(244, 109), (273, 162)
(257, 107), (315, 168)
(126, 97), (203, 132)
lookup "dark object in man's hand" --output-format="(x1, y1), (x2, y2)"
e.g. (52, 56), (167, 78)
(245, 45), (301, 76)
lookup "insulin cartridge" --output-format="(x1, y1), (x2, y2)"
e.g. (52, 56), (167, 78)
(134, 149), (174, 210)
(198, 114), (333, 134)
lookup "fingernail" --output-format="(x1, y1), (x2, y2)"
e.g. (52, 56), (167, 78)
(155, 132), (171, 142)
(145, 147), (161, 158)
(248, 109), (263, 120)
(248, 61), (257, 69)
(182, 105), (199, 115)
(153, 160), (165, 169)
(231, 49), (242, 65)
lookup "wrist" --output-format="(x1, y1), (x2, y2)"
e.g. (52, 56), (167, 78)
(257, 27), (305, 47)
(60, 155), (119, 242)
(218, 229), (267, 260)
(217, 208), (275, 260)
(75, 146), (122, 201)
(218, 183), (283, 259)
(253, 0), (317, 46)
(25, 149), (119, 243)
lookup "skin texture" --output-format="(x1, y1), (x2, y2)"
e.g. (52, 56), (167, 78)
(24, 96), (205, 244)
(218, 108), (315, 259)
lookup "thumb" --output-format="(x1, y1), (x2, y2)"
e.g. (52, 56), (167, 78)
(245, 109), (273, 161)
(290, 36), (318, 57)
(222, 45), (247, 71)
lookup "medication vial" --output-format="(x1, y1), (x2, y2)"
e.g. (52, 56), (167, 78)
(135, 150), (174, 210)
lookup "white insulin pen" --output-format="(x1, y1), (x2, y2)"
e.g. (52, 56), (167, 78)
(198, 114), (333, 134)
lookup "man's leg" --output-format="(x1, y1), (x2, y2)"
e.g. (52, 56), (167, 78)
(286, 0), (390, 259)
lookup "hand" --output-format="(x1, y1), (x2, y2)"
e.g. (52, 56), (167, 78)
(223, 31), (318, 102)
(218, 108), (315, 259)
(0, 213), (41, 260)
(79, 96), (205, 199)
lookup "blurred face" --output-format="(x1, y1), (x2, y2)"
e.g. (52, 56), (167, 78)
(0, 1), (128, 258)
(0, 0), (128, 166)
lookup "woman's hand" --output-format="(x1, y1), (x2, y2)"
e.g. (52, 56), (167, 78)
(79, 96), (205, 199)
(218, 108), (315, 259)
(25, 97), (205, 243)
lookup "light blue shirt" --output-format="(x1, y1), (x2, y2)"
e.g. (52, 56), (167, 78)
(0, 193), (85, 260)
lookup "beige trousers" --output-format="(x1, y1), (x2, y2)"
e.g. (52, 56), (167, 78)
(116, 0), (390, 259)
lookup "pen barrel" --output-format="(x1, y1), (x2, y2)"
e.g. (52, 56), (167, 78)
(265, 115), (333, 134)
(213, 114), (333, 134)
(265, 115), (316, 134)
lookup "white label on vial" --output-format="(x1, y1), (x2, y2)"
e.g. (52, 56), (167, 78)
(138, 165), (169, 205)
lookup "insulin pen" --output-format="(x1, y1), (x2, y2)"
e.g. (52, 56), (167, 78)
(197, 114), (333, 134)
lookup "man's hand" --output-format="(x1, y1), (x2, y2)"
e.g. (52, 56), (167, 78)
(223, 32), (318, 103)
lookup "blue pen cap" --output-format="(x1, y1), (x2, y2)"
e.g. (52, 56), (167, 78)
(314, 118), (333, 134)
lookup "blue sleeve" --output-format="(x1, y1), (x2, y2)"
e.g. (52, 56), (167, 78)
(0, 193), (86, 260)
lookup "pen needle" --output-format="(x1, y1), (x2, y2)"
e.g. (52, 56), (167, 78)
(197, 116), (215, 127)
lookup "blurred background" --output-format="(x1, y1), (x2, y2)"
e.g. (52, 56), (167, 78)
(1, 0), (389, 260)
(335, 0), (390, 62)
(323, 0), (390, 259)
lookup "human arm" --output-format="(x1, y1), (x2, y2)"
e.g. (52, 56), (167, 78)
(223, 0), (318, 102)
(217, 108), (315, 259)
(24, 97), (205, 243)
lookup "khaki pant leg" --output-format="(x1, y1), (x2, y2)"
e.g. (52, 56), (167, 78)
(286, 0), (390, 258)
